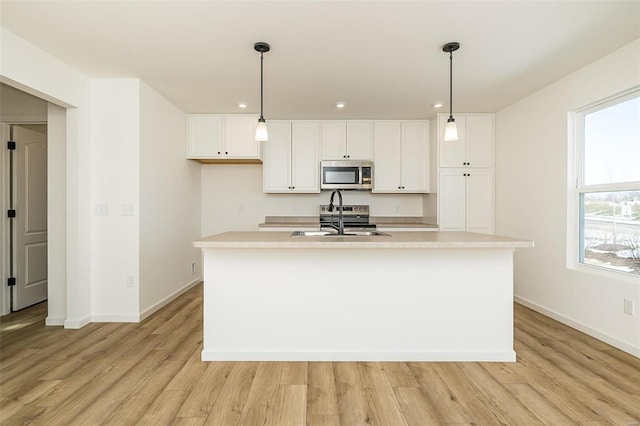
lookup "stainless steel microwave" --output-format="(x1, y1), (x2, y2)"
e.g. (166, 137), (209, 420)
(321, 160), (373, 190)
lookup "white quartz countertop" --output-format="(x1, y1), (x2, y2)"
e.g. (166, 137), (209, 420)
(194, 231), (534, 249)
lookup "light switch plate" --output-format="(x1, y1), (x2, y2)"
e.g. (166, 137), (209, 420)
(94, 204), (109, 216)
(122, 204), (135, 216)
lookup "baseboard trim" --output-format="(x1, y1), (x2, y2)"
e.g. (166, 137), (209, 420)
(45, 316), (65, 326)
(64, 315), (91, 329)
(514, 295), (640, 358)
(201, 350), (516, 362)
(140, 278), (202, 322)
(91, 314), (140, 323)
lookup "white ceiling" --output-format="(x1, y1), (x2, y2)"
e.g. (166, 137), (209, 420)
(2, 1), (638, 119)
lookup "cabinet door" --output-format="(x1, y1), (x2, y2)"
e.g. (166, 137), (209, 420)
(438, 115), (467, 167)
(438, 169), (466, 231)
(466, 115), (494, 168)
(291, 121), (320, 193)
(263, 121), (292, 192)
(465, 169), (494, 234)
(372, 121), (402, 192)
(321, 121), (347, 160)
(401, 121), (429, 192)
(224, 115), (259, 157)
(346, 121), (373, 160)
(186, 115), (223, 158)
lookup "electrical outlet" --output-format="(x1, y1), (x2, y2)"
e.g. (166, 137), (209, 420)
(238, 205), (244, 214)
(191, 262), (196, 275)
(290, 206), (296, 213)
(623, 298), (635, 316)
(126, 276), (135, 288)
(395, 205), (400, 213)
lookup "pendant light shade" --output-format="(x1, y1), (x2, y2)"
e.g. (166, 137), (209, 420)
(444, 118), (459, 141)
(256, 118), (268, 141)
(442, 42), (460, 142)
(254, 42), (270, 142)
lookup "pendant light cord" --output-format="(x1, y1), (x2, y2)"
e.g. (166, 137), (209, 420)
(260, 51), (264, 120)
(449, 50), (453, 120)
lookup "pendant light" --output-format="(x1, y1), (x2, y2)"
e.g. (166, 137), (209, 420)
(254, 42), (270, 142)
(442, 42), (460, 142)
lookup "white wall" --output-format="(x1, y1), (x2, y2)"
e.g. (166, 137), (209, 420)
(90, 79), (140, 321)
(201, 165), (425, 236)
(46, 104), (67, 325)
(0, 26), (92, 327)
(496, 39), (640, 356)
(139, 82), (201, 317)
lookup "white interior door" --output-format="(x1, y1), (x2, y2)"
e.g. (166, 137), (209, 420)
(13, 125), (48, 310)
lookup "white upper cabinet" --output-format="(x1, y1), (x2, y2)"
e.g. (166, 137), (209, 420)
(372, 120), (429, 193)
(263, 121), (320, 193)
(321, 121), (373, 160)
(187, 115), (222, 158)
(186, 114), (260, 161)
(438, 114), (494, 168)
(263, 121), (292, 192)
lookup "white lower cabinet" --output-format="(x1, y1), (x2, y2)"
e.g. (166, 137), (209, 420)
(438, 168), (494, 234)
(263, 121), (320, 193)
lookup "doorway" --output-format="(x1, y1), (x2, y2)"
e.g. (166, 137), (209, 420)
(8, 125), (48, 310)
(1, 84), (49, 314)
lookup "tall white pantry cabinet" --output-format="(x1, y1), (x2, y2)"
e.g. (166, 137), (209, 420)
(433, 114), (495, 234)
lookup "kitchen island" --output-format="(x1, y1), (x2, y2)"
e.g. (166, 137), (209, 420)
(194, 231), (533, 362)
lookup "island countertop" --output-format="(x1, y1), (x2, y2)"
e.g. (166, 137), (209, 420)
(194, 231), (533, 249)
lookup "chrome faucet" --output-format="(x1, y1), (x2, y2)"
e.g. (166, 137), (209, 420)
(327, 190), (345, 235)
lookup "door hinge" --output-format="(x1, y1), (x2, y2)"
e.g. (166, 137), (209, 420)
(7, 140), (16, 150)
(7, 209), (16, 218)
(7, 277), (16, 287)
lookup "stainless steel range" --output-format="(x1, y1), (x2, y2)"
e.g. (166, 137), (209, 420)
(319, 205), (377, 230)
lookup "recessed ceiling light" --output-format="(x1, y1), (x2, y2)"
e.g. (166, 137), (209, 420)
(238, 102), (247, 108)
(335, 102), (346, 109)
(432, 102), (444, 108)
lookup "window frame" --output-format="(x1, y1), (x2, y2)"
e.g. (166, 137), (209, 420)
(568, 87), (640, 279)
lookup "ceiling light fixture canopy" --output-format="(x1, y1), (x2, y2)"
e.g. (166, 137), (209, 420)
(254, 41), (270, 142)
(442, 41), (460, 142)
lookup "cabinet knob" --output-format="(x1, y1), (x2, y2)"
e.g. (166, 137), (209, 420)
(225, 151), (228, 155)
(292, 186), (295, 189)
(347, 155), (350, 158)
(218, 151), (221, 155)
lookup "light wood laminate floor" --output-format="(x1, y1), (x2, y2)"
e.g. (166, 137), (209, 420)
(1, 284), (639, 425)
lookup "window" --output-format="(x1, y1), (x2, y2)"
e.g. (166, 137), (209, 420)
(575, 90), (640, 276)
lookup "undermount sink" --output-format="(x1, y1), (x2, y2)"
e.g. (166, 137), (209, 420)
(291, 230), (391, 237)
